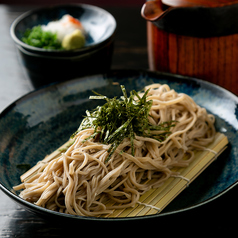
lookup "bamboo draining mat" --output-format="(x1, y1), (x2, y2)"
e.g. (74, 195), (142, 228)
(100, 132), (228, 218)
(20, 132), (228, 218)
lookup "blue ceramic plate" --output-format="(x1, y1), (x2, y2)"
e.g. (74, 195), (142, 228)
(0, 70), (237, 221)
(10, 4), (116, 55)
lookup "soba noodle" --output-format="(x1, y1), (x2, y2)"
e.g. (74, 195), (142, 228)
(14, 84), (216, 216)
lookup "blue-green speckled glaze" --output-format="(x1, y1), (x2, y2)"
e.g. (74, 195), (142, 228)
(0, 70), (237, 221)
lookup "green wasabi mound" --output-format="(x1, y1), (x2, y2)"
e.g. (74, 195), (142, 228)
(62, 29), (86, 50)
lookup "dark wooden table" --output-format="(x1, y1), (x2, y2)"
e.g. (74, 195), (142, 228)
(0, 4), (237, 237)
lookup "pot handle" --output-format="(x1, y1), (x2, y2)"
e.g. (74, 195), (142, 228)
(141, 0), (173, 21)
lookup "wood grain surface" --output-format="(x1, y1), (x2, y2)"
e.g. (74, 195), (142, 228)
(147, 22), (238, 95)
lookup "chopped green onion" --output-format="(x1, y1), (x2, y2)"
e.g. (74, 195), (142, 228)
(22, 25), (63, 50)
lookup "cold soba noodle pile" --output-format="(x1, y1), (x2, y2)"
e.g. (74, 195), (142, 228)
(14, 83), (216, 217)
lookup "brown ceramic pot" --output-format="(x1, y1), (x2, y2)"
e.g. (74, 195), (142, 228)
(142, 0), (238, 95)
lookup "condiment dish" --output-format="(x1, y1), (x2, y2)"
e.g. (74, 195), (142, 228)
(10, 4), (117, 86)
